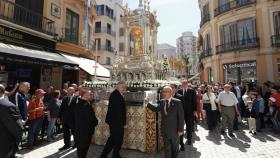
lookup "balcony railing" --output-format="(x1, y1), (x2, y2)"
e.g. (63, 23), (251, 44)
(95, 27), (116, 37)
(96, 11), (115, 21)
(216, 38), (259, 54)
(214, 0), (256, 17)
(200, 13), (210, 28)
(0, 0), (55, 36)
(272, 35), (280, 47)
(199, 49), (212, 61)
(95, 45), (115, 53)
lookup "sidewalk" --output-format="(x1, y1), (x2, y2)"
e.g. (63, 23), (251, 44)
(21, 123), (280, 158)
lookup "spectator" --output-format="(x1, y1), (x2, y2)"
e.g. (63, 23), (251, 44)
(202, 85), (219, 131)
(10, 82), (30, 123)
(27, 89), (45, 149)
(60, 83), (68, 99)
(0, 81), (19, 99)
(257, 93), (265, 131)
(46, 90), (61, 142)
(0, 85), (23, 158)
(196, 88), (203, 121)
(244, 101), (257, 135)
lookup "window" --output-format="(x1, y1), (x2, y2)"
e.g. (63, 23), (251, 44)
(96, 5), (104, 16)
(220, 18), (256, 44)
(65, 9), (79, 44)
(107, 23), (112, 34)
(95, 22), (101, 33)
(106, 39), (111, 51)
(204, 33), (211, 50)
(119, 43), (124, 51)
(273, 11), (280, 36)
(120, 28), (124, 36)
(106, 57), (111, 65)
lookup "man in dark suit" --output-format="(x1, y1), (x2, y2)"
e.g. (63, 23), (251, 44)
(177, 80), (197, 147)
(74, 90), (98, 158)
(0, 84), (23, 158)
(58, 87), (78, 151)
(145, 86), (184, 158)
(100, 81), (127, 158)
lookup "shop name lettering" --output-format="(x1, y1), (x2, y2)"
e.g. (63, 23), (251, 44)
(0, 26), (23, 40)
(223, 62), (256, 69)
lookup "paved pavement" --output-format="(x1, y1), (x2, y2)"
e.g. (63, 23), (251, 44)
(21, 122), (280, 158)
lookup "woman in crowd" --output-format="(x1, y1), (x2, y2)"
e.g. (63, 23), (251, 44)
(27, 89), (45, 149)
(46, 90), (61, 142)
(202, 85), (219, 131)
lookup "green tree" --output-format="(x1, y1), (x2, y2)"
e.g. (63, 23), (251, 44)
(181, 55), (192, 77)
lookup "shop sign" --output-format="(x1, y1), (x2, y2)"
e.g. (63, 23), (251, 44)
(0, 24), (55, 49)
(223, 61), (256, 70)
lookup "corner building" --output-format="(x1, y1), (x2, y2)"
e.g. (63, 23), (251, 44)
(198, 0), (280, 84)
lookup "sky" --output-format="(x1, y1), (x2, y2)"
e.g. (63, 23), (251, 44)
(125, 0), (201, 46)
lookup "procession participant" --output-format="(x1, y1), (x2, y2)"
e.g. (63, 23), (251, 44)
(177, 80), (197, 145)
(74, 90), (98, 158)
(58, 87), (78, 151)
(145, 86), (184, 158)
(100, 81), (127, 158)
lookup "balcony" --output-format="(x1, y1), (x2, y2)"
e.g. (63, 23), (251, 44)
(216, 38), (259, 54)
(0, 0), (55, 36)
(199, 49), (212, 61)
(272, 35), (280, 47)
(95, 27), (116, 37)
(200, 13), (210, 28)
(214, 0), (256, 17)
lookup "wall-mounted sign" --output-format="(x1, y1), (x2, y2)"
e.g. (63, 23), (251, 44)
(51, 3), (61, 18)
(223, 61), (256, 70)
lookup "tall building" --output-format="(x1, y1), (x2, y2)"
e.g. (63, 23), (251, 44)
(198, 0), (280, 84)
(176, 31), (199, 76)
(94, 0), (125, 72)
(157, 43), (177, 59)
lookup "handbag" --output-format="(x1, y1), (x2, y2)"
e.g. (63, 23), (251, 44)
(203, 93), (211, 110)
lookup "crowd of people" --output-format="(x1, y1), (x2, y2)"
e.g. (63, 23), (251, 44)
(1, 79), (280, 158)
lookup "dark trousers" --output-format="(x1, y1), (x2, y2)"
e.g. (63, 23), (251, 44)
(101, 125), (124, 158)
(180, 113), (194, 146)
(62, 122), (75, 146)
(40, 115), (48, 140)
(163, 136), (179, 158)
(77, 144), (90, 158)
(206, 110), (219, 130)
(257, 113), (265, 130)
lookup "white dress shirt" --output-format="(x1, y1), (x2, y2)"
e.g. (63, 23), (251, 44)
(202, 92), (217, 110)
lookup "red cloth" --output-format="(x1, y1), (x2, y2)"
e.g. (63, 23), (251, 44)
(196, 94), (203, 119)
(272, 93), (280, 107)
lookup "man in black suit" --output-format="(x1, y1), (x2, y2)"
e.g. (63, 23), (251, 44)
(145, 86), (184, 158)
(177, 80), (197, 147)
(74, 90), (98, 158)
(0, 84), (23, 158)
(100, 81), (127, 158)
(58, 87), (78, 151)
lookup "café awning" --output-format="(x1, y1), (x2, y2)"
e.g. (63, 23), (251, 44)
(61, 53), (111, 78)
(0, 42), (77, 66)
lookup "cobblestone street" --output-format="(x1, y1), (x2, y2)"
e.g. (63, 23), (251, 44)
(21, 123), (280, 158)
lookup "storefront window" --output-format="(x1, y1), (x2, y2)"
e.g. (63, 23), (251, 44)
(277, 59), (280, 82)
(223, 61), (257, 83)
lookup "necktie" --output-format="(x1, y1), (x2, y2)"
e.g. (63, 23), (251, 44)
(184, 89), (187, 97)
(165, 100), (170, 112)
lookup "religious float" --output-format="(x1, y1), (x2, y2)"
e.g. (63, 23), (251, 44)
(83, 0), (182, 153)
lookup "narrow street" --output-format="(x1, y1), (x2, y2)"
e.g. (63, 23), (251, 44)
(21, 123), (280, 158)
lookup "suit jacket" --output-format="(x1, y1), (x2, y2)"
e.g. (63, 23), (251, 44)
(105, 89), (127, 127)
(58, 95), (78, 126)
(177, 88), (197, 114)
(74, 99), (98, 148)
(147, 98), (184, 139)
(0, 98), (23, 158)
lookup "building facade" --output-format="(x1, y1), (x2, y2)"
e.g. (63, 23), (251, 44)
(94, 0), (125, 71)
(0, 0), (110, 92)
(176, 31), (199, 76)
(198, 0), (280, 84)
